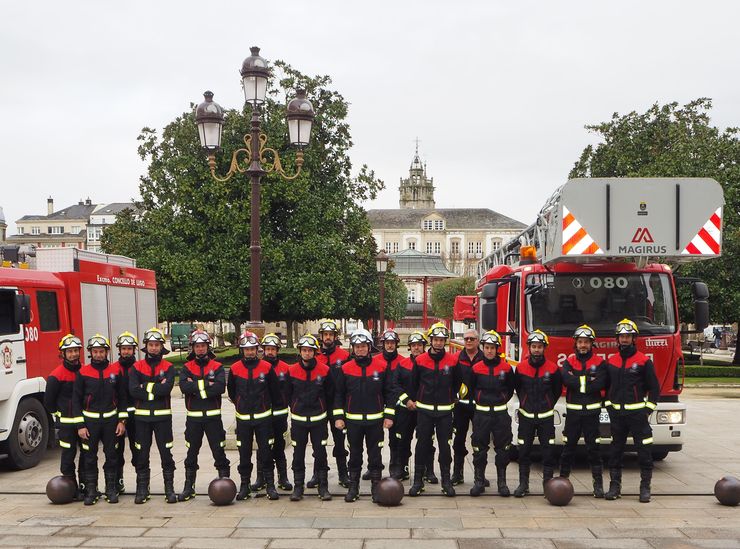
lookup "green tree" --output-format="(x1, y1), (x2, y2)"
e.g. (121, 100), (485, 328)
(102, 61), (386, 339)
(382, 272), (409, 323)
(430, 277), (476, 319)
(570, 98), (740, 363)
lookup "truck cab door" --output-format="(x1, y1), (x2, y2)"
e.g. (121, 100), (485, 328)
(0, 288), (28, 402)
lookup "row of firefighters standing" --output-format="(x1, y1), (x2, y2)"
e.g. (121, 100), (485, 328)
(43, 317), (660, 505)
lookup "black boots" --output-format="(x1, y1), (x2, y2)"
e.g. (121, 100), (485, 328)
(317, 470), (332, 501)
(337, 461), (349, 488)
(84, 474), (99, 506)
(265, 469), (280, 500)
(236, 474), (251, 500)
(409, 469), (425, 496)
(178, 469), (197, 502)
(592, 466), (604, 498)
(345, 471), (360, 502)
(163, 469), (178, 504)
(134, 470), (150, 504)
(542, 466), (554, 490)
(370, 471), (382, 503)
(116, 467), (126, 495)
(290, 471), (305, 501)
(104, 472), (119, 504)
(251, 470), (266, 491)
(361, 469), (371, 481)
(605, 469), (622, 500)
(451, 456), (465, 485)
(423, 464), (439, 484)
(639, 470), (652, 503)
(75, 473), (86, 502)
(470, 465), (486, 497)
(276, 460), (293, 491)
(440, 470), (456, 497)
(514, 470), (529, 498)
(497, 466), (510, 497)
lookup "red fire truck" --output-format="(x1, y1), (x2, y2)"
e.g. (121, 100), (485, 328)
(0, 248), (157, 469)
(471, 177), (723, 460)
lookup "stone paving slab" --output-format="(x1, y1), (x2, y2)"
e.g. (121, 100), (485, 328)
(321, 528), (410, 538)
(501, 527), (595, 538)
(176, 538), (268, 549)
(364, 540), (458, 549)
(270, 540), (363, 549)
(648, 539), (740, 548)
(553, 540), (653, 549)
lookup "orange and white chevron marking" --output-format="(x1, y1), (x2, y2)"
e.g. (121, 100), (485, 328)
(682, 207), (722, 255)
(562, 206), (604, 255)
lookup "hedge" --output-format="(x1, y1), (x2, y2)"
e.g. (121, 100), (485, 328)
(685, 365), (740, 378)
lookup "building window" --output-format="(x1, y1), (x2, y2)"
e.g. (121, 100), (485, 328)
(17, 227), (24, 235)
(491, 238), (502, 251)
(423, 220), (433, 231)
(434, 220), (444, 230)
(88, 227), (102, 242)
(450, 240), (460, 255)
(37, 291), (60, 332)
(48, 226), (63, 234)
(476, 242), (482, 254)
(426, 242), (441, 255)
(423, 219), (445, 231)
(468, 241), (474, 254)
(426, 242), (433, 254)
(408, 288), (416, 303)
(71, 225), (80, 234)
(385, 242), (391, 253)
(392, 242), (398, 253)
(407, 240), (416, 250)
(31, 226), (40, 235)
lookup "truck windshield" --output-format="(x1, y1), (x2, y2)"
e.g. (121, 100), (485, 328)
(525, 273), (676, 336)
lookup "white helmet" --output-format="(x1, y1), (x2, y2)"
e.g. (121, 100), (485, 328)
(350, 328), (373, 347)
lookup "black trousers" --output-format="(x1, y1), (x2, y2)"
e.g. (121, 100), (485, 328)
(608, 411), (653, 472)
(58, 424), (85, 478)
(560, 412), (601, 473)
(83, 420), (118, 477)
(346, 421), (384, 474)
(329, 421), (348, 464)
(184, 417), (230, 471)
(414, 412), (453, 471)
(116, 414), (138, 473)
(135, 419), (175, 473)
(517, 414), (556, 473)
(236, 419), (273, 477)
(291, 421), (328, 474)
(395, 409), (436, 469)
(471, 411), (512, 469)
(453, 403), (475, 461)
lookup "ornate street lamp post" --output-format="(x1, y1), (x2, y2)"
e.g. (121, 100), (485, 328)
(195, 47), (315, 329)
(376, 250), (389, 333)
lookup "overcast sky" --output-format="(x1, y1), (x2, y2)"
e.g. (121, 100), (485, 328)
(2, 1), (739, 233)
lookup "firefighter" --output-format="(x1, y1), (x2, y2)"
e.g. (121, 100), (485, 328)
(128, 328), (177, 504)
(452, 329), (483, 486)
(73, 335), (128, 505)
(604, 319), (660, 503)
(392, 330), (437, 482)
(178, 330), (230, 502)
(287, 334), (334, 501)
(227, 331), (279, 501)
(407, 322), (461, 497)
(513, 330), (562, 498)
(333, 329), (396, 502)
(371, 329), (403, 480)
(468, 330), (514, 497)
(253, 333), (293, 493)
(312, 319), (350, 489)
(44, 334), (86, 500)
(113, 332), (138, 495)
(559, 325), (608, 497)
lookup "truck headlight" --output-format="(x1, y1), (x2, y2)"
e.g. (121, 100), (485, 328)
(656, 410), (685, 424)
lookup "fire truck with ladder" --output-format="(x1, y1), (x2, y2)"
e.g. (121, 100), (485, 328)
(0, 248), (157, 469)
(470, 177), (723, 460)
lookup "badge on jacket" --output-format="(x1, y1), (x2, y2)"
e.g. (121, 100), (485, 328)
(372, 370), (380, 381)
(258, 372), (265, 383)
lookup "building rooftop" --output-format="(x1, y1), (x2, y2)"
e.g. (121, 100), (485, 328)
(388, 249), (458, 279)
(367, 208), (526, 230)
(92, 202), (134, 215)
(17, 203), (98, 223)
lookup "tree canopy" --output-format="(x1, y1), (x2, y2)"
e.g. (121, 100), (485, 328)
(431, 276), (476, 319)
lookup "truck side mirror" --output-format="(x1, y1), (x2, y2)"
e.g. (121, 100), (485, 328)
(481, 283), (498, 300)
(691, 281), (709, 300)
(14, 294), (31, 325)
(691, 282), (709, 332)
(481, 300), (497, 331)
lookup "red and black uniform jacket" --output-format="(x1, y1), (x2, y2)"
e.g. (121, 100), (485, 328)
(410, 348), (462, 417)
(562, 351), (607, 414)
(73, 360), (128, 423)
(179, 355), (226, 421)
(317, 343), (350, 373)
(514, 355), (562, 418)
(605, 346), (660, 415)
(333, 355), (396, 424)
(227, 357), (278, 423)
(128, 356), (175, 422)
(457, 349), (483, 406)
(286, 358), (334, 422)
(44, 360), (83, 425)
(469, 355), (514, 414)
(393, 355), (416, 406)
(264, 356), (291, 417)
(114, 355), (137, 416)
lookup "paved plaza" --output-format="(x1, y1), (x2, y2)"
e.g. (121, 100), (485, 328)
(0, 388), (738, 548)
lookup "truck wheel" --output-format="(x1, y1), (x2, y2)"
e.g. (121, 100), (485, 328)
(651, 450), (669, 461)
(5, 398), (49, 470)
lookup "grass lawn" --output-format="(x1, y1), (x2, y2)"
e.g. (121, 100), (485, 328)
(684, 377), (740, 385)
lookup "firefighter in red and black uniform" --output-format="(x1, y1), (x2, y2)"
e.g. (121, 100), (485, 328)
(513, 330), (562, 498)
(333, 329), (396, 503)
(259, 333), (293, 492)
(287, 334), (334, 502)
(559, 325), (607, 497)
(73, 335), (128, 505)
(469, 330), (514, 497)
(604, 319), (660, 503)
(227, 331), (279, 501)
(453, 329), (484, 486)
(393, 331), (437, 482)
(407, 322), (462, 497)
(373, 329), (403, 480)
(113, 332), (138, 495)
(178, 330), (230, 502)
(44, 334), (86, 500)
(313, 319), (350, 489)
(128, 328), (177, 504)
